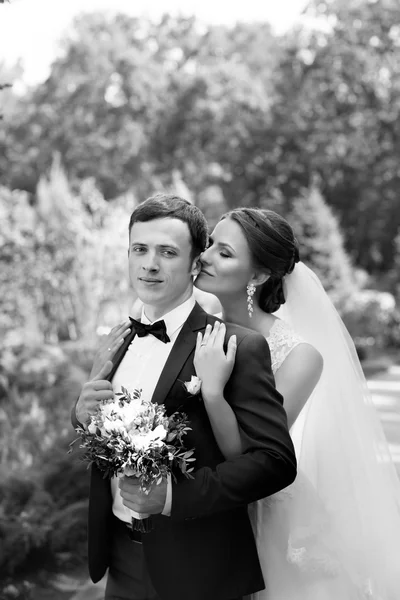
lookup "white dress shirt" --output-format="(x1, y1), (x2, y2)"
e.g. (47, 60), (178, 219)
(111, 294), (196, 523)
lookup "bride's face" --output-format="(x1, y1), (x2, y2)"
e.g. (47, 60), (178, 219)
(195, 218), (253, 299)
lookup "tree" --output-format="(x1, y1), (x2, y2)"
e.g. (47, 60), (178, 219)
(288, 184), (356, 309)
(0, 186), (39, 344)
(261, 0), (400, 273)
(0, 155), (132, 344)
(0, 14), (281, 204)
(2, 8), (400, 276)
(34, 155), (134, 340)
(0, 83), (11, 119)
(1, 13), (169, 197)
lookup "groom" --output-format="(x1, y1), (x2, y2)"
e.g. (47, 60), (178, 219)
(72, 194), (296, 600)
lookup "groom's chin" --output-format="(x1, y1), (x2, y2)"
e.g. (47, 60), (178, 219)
(134, 289), (161, 305)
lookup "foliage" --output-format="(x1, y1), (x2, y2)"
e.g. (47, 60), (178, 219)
(0, 341), (86, 469)
(0, 461), (89, 580)
(0, 187), (37, 343)
(0, 343), (91, 582)
(341, 288), (397, 356)
(1, 6), (399, 274)
(387, 228), (400, 299)
(288, 184), (356, 309)
(268, 0), (400, 273)
(75, 387), (195, 487)
(1, 6), (398, 274)
(0, 160), (132, 345)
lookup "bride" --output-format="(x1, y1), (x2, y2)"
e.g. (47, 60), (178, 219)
(193, 207), (400, 599)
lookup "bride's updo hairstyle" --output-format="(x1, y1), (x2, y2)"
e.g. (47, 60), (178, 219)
(222, 208), (300, 313)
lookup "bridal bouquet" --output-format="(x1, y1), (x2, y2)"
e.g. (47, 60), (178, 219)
(72, 387), (195, 530)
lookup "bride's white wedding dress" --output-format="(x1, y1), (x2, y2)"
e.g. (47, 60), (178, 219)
(251, 319), (364, 599)
(248, 264), (400, 600)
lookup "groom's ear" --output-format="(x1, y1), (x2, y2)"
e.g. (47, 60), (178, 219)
(191, 256), (202, 278)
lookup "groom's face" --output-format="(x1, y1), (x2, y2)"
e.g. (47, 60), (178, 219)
(128, 218), (198, 315)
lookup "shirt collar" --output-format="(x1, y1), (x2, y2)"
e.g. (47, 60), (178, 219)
(141, 294), (196, 338)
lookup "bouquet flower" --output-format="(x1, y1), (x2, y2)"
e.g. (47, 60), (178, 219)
(71, 386), (195, 531)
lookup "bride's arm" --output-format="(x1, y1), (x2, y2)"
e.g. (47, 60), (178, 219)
(274, 343), (323, 429)
(194, 322), (242, 459)
(196, 326), (323, 456)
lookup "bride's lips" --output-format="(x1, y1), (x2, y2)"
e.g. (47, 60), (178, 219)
(200, 269), (214, 277)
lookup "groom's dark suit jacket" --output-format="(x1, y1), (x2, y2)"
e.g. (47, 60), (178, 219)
(72, 303), (297, 600)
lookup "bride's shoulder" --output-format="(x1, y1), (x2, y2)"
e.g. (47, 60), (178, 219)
(265, 317), (303, 343)
(267, 318), (323, 376)
(254, 315), (300, 343)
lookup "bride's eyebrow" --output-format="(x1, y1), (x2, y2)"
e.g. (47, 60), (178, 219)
(208, 237), (235, 253)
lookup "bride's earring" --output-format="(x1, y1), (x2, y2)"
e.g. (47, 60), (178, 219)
(247, 283), (256, 318)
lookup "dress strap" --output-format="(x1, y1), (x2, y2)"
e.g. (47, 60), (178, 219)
(267, 319), (305, 374)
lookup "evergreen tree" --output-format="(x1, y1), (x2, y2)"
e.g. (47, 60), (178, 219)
(288, 184), (356, 309)
(35, 155), (131, 341)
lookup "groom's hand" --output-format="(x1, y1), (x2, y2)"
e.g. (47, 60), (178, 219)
(119, 476), (168, 515)
(75, 362), (114, 426)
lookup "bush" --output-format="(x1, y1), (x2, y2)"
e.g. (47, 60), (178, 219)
(0, 444), (90, 579)
(60, 339), (96, 377)
(0, 581), (35, 600)
(0, 474), (55, 576)
(42, 447), (90, 510)
(382, 308), (400, 349)
(0, 343), (88, 470)
(0, 343), (91, 580)
(48, 500), (88, 563)
(341, 289), (397, 353)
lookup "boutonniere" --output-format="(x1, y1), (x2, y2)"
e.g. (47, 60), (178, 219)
(182, 375), (202, 396)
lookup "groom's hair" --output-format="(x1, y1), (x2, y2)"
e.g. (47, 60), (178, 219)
(128, 193), (208, 260)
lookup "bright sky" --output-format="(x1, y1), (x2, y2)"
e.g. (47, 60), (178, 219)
(0, 0), (308, 85)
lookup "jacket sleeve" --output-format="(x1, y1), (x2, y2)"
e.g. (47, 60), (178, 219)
(71, 398), (83, 430)
(171, 331), (297, 520)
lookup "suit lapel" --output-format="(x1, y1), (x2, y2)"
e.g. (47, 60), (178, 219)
(106, 303), (209, 404)
(151, 302), (208, 407)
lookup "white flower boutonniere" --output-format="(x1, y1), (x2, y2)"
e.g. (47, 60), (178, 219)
(183, 375), (202, 396)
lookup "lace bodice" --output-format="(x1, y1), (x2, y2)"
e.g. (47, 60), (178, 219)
(266, 319), (304, 374)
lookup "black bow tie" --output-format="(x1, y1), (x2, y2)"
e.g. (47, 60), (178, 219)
(129, 318), (170, 344)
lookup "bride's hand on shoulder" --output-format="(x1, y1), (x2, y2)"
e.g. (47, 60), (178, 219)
(89, 320), (131, 378)
(194, 322), (237, 401)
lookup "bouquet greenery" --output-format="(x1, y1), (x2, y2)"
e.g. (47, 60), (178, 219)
(71, 386), (195, 531)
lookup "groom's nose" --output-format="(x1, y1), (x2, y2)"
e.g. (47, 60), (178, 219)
(141, 251), (160, 272)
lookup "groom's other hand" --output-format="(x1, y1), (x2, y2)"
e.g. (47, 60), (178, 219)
(75, 361), (114, 426)
(119, 476), (168, 515)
